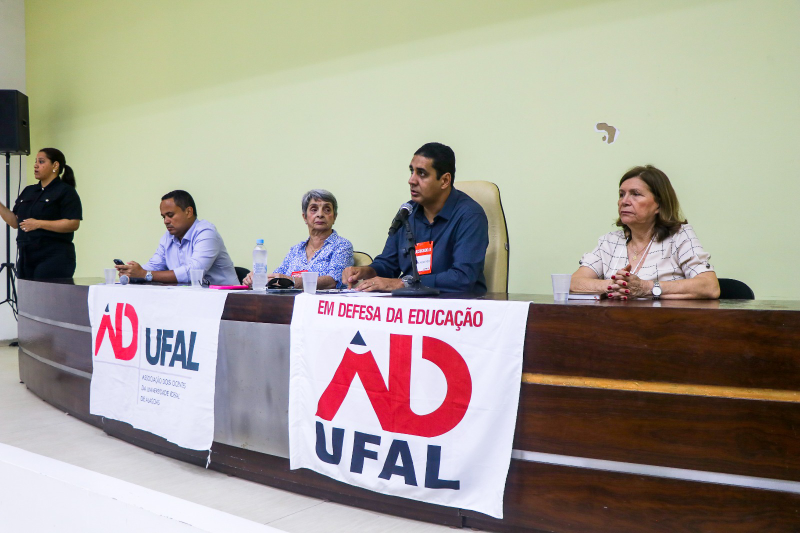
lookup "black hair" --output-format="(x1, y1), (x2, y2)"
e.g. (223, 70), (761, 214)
(414, 142), (456, 184)
(161, 190), (197, 217)
(38, 147), (76, 188)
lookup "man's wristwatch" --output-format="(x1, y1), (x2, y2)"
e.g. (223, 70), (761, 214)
(145, 271), (153, 282)
(652, 280), (662, 300)
(401, 275), (414, 288)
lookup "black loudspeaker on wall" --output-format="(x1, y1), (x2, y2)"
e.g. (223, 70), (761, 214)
(0, 90), (31, 155)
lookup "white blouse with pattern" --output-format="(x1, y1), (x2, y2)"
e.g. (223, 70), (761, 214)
(579, 224), (714, 281)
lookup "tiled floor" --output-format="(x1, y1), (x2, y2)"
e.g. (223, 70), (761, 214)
(1, 444), (279, 533)
(0, 345), (452, 532)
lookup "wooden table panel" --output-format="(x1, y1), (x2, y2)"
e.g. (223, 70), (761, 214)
(514, 383), (800, 482)
(17, 350), (100, 428)
(222, 292), (296, 323)
(524, 305), (800, 390)
(17, 279), (91, 326)
(18, 317), (93, 373)
(464, 461), (800, 533)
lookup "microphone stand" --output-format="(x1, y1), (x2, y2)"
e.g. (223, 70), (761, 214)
(391, 215), (439, 297)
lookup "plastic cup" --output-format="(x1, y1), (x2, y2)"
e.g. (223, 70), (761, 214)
(551, 274), (571, 302)
(104, 268), (117, 285)
(301, 272), (318, 294)
(190, 268), (205, 289)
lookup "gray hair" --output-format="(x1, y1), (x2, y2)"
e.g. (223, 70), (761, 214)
(301, 189), (338, 217)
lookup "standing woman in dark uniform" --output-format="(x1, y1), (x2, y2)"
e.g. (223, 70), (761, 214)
(0, 148), (83, 279)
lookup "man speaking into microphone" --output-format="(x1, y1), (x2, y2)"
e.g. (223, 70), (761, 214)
(342, 143), (488, 294)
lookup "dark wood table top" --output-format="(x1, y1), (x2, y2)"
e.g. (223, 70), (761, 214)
(51, 277), (800, 312)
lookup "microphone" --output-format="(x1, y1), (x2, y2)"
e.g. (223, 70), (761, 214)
(119, 275), (147, 285)
(388, 202), (414, 236)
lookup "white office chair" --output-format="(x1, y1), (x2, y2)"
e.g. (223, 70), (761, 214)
(352, 251), (373, 267)
(456, 181), (509, 293)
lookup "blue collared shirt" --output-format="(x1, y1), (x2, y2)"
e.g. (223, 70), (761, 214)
(274, 230), (354, 288)
(371, 188), (488, 294)
(143, 219), (239, 286)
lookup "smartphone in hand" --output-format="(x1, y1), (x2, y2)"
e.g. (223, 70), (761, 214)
(113, 259), (124, 265)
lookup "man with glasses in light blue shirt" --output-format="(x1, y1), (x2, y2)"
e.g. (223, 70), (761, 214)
(115, 190), (238, 286)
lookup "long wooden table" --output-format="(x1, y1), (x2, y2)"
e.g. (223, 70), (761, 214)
(16, 278), (800, 532)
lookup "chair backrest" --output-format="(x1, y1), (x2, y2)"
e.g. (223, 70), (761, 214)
(234, 266), (250, 284)
(455, 181), (509, 293)
(352, 251), (373, 267)
(718, 278), (755, 299)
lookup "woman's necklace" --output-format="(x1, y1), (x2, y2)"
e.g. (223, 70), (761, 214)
(630, 235), (655, 275)
(630, 235), (653, 262)
(306, 241), (323, 260)
(306, 230), (331, 260)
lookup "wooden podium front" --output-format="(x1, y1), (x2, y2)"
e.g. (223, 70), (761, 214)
(16, 278), (800, 532)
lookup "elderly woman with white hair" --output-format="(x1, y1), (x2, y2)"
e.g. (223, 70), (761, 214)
(244, 189), (353, 289)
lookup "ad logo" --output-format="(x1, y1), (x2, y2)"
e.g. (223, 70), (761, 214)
(94, 303), (139, 361)
(317, 332), (472, 438)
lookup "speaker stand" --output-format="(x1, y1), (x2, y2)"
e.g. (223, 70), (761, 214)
(0, 152), (18, 314)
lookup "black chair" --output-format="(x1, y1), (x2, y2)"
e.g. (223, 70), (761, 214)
(235, 266), (250, 284)
(718, 278), (755, 300)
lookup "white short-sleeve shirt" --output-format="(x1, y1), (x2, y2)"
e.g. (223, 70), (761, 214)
(579, 224), (714, 281)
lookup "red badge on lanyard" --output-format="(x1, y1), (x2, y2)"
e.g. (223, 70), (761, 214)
(415, 241), (433, 275)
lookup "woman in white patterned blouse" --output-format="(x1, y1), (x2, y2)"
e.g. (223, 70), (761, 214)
(571, 165), (720, 300)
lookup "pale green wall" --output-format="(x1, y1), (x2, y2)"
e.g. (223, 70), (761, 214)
(0, 0), (26, 340)
(25, 0), (800, 298)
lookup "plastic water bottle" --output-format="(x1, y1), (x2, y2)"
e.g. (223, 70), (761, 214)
(252, 239), (268, 291)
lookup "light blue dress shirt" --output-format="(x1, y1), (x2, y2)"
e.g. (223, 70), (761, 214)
(273, 230), (354, 288)
(143, 219), (239, 286)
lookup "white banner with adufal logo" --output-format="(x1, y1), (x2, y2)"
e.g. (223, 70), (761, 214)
(88, 285), (228, 451)
(289, 294), (530, 518)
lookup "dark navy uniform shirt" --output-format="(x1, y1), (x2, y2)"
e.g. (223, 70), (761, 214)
(371, 188), (488, 294)
(12, 177), (83, 246)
